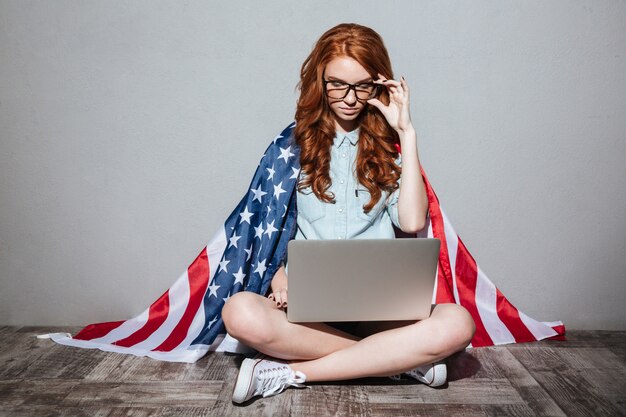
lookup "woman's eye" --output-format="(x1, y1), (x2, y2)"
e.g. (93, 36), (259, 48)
(330, 81), (346, 88)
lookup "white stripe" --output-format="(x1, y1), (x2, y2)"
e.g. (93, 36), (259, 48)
(173, 299), (208, 349)
(426, 217), (439, 303)
(44, 333), (208, 363)
(474, 266), (516, 344)
(206, 227), (228, 279)
(129, 270), (191, 351)
(519, 311), (559, 340)
(439, 206), (460, 304)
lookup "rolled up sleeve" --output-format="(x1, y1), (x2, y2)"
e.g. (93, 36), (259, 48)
(387, 186), (401, 229)
(386, 155), (402, 229)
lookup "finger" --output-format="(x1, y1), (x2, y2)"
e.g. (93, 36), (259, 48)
(268, 293), (275, 300)
(376, 73), (401, 86)
(279, 288), (288, 307)
(366, 98), (385, 111)
(400, 76), (410, 93)
(400, 76), (408, 87)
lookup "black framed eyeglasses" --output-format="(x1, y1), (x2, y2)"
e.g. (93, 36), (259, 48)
(323, 79), (380, 100)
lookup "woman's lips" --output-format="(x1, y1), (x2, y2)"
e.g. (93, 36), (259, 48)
(340, 107), (359, 115)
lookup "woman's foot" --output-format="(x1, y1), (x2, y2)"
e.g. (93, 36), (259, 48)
(232, 353), (308, 404)
(388, 360), (447, 387)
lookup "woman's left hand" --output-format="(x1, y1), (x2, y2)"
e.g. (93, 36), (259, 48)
(367, 73), (413, 133)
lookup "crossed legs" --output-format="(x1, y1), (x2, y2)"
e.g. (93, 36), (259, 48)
(222, 292), (475, 383)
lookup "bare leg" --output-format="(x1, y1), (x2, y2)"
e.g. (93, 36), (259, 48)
(287, 303), (475, 382)
(222, 292), (362, 360)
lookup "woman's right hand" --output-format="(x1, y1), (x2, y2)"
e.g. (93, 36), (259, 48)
(268, 287), (288, 310)
(268, 263), (289, 310)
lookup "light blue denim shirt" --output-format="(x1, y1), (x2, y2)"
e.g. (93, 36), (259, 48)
(282, 129), (401, 272)
(285, 128), (401, 272)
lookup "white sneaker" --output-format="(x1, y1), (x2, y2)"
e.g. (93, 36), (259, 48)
(232, 354), (308, 404)
(388, 360), (447, 387)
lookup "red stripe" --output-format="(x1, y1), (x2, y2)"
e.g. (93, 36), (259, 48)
(74, 320), (125, 341)
(495, 288), (536, 343)
(548, 324), (567, 340)
(455, 238), (493, 347)
(154, 247), (211, 352)
(113, 290), (171, 347)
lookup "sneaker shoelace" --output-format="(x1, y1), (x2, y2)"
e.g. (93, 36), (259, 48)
(255, 365), (307, 398)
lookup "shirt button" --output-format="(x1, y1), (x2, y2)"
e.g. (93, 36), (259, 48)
(340, 179), (345, 184)
(341, 153), (346, 158)
(338, 208), (343, 213)
(337, 236), (343, 239)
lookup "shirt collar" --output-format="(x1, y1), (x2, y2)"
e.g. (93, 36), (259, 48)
(333, 127), (360, 148)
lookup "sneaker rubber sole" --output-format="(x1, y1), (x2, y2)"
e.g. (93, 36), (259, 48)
(232, 357), (261, 404)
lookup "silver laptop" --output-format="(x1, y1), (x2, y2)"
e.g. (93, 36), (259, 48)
(286, 238), (440, 323)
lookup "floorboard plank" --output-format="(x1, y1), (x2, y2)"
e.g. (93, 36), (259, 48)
(367, 377), (522, 405)
(59, 380), (222, 408)
(18, 342), (106, 379)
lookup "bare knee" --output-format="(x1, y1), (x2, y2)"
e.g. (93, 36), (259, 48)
(222, 292), (275, 345)
(429, 304), (476, 356)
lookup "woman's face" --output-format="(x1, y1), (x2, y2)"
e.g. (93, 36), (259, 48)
(323, 56), (374, 133)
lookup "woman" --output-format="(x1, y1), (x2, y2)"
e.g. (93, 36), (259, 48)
(222, 23), (476, 404)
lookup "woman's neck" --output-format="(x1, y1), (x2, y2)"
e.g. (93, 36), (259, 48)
(334, 119), (359, 134)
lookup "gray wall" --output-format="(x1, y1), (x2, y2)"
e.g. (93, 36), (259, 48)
(1, 0), (624, 330)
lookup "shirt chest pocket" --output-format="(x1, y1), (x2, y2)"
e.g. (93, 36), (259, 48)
(297, 188), (326, 224)
(355, 187), (387, 223)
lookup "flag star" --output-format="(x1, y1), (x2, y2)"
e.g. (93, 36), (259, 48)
(244, 245), (253, 261)
(223, 291), (231, 303)
(278, 146), (294, 163)
(273, 133), (283, 144)
(283, 204), (288, 214)
(273, 181), (286, 199)
(233, 267), (246, 285)
(266, 164), (275, 182)
(207, 316), (218, 329)
(229, 233), (241, 249)
(239, 206), (254, 225)
(254, 224), (264, 240)
(250, 186), (267, 203)
(208, 282), (220, 298)
(264, 219), (278, 239)
(254, 258), (267, 277)
(266, 205), (271, 215)
(218, 259), (230, 273)
(290, 167), (300, 180)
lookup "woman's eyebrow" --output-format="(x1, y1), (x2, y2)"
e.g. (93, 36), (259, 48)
(326, 76), (374, 83)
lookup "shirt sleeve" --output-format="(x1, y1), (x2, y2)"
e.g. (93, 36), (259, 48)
(387, 186), (401, 229)
(386, 155), (402, 229)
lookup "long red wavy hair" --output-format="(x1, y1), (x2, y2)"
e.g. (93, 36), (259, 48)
(294, 23), (401, 213)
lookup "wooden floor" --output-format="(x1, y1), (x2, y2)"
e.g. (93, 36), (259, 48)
(0, 327), (624, 416)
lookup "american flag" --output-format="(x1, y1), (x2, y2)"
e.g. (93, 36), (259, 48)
(42, 122), (565, 362)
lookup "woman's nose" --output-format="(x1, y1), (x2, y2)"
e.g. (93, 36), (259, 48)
(344, 88), (358, 104)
